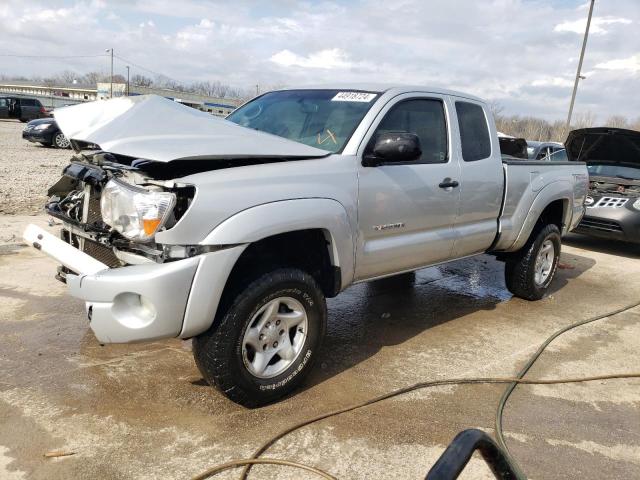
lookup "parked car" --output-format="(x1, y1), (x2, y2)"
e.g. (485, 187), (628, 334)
(22, 118), (71, 148)
(527, 140), (568, 161)
(0, 96), (47, 122)
(24, 89), (588, 406)
(566, 127), (640, 244)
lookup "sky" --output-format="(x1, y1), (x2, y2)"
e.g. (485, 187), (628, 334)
(0, 0), (638, 121)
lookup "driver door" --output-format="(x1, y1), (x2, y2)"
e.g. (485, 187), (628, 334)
(355, 94), (461, 280)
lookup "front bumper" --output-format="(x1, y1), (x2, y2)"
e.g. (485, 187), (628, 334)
(574, 205), (640, 244)
(24, 224), (246, 343)
(22, 130), (53, 144)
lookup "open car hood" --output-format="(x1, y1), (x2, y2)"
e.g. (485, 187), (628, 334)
(565, 127), (640, 165)
(499, 137), (528, 159)
(53, 95), (330, 162)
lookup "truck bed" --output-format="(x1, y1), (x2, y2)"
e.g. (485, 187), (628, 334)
(493, 159), (588, 252)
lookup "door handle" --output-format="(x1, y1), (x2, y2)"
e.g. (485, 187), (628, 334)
(439, 178), (459, 189)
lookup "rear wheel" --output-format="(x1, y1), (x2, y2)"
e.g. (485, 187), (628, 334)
(193, 268), (326, 407)
(504, 224), (561, 300)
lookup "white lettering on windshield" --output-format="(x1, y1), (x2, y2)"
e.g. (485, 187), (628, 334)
(331, 92), (377, 102)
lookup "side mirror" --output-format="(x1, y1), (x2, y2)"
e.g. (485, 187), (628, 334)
(363, 132), (422, 166)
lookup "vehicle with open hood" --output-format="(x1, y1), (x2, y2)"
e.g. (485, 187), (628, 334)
(24, 88), (588, 406)
(566, 127), (640, 244)
(499, 136), (528, 159)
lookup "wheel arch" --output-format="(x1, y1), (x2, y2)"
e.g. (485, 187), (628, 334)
(179, 199), (354, 339)
(509, 184), (572, 252)
(200, 198), (355, 289)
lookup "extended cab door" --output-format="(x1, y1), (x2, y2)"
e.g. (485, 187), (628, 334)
(450, 99), (503, 257)
(355, 94), (461, 280)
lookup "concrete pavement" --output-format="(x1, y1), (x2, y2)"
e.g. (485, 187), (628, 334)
(1, 215), (639, 479)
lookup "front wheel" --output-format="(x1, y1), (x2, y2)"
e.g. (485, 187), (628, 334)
(504, 224), (561, 301)
(53, 132), (71, 149)
(193, 268), (327, 407)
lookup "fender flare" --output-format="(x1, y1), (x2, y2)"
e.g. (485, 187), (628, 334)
(200, 198), (355, 288)
(509, 181), (572, 252)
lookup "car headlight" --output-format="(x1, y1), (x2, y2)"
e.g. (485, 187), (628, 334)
(34, 123), (52, 131)
(101, 179), (176, 242)
(633, 198), (640, 211)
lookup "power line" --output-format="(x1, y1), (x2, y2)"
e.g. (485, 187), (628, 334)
(113, 54), (180, 83)
(0, 53), (107, 59)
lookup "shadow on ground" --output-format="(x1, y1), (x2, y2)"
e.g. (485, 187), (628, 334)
(564, 233), (640, 260)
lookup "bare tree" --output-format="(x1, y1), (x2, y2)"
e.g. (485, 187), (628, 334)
(131, 74), (153, 87)
(605, 115), (628, 129)
(572, 111), (596, 129)
(80, 71), (106, 87)
(57, 70), (79, 85)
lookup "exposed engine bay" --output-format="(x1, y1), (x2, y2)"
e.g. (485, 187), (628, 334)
(589, 178), (640, 197)
(46, 151), (197, 276)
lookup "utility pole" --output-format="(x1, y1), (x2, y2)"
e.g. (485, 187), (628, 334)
(566, 0), (595, 128)
(256, 84), (259, 96)
(105, 48), (114, 98)
(126, 66), (130, 96)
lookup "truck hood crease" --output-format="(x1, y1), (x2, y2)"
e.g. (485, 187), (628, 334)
(53, 95), (331, 162)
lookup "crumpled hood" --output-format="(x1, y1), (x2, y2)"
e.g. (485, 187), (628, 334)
(53, 95), (330, 162)
(565, 127), (640, 165)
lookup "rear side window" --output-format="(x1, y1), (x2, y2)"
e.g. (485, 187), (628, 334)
(549, 149), (568, 162)
(455, 101), (491, 162)
(373, 99), (448, 164)
(21, 99), (36, 106)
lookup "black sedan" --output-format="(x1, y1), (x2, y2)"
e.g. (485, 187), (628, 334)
(566, 127), (640, 244)
(22, 118), (71, 148)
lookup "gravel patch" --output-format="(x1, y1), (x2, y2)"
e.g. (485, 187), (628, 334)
(0, 120), (72, 215)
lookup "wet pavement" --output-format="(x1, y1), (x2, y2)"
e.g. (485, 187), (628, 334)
(1, 215), (639, 480)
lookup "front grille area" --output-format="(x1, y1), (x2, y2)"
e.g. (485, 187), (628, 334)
(82, 239), (122, 268)
(590, 196), (628, 208)
(578, 217), (624, 233)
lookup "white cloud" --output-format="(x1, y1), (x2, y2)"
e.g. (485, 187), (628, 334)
(270, 48), (352, 69)
(0, 0), (638, 121)
(595, 55), (640, 73)
(531, 77), (574, 88)
(554, 16), (632, 35)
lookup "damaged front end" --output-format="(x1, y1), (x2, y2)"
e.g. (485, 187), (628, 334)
(46, 151), (197, 280)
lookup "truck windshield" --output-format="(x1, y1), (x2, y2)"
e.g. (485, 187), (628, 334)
(227, 89), (380, 153)
(587, 163), (640, 181)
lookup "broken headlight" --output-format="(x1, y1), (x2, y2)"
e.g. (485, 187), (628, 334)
(101, 179), (176, 242)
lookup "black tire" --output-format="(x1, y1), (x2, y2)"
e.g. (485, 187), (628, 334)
(53, 132), (70, 149)
(504, 224), (561, 301)
(19, 118), (28, 123)
(193, 268), (327, 407)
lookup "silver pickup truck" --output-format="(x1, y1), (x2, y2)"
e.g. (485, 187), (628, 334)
(25, 86), (588, 406)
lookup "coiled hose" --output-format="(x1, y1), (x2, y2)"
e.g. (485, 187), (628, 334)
(192, 300), (640, 480)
